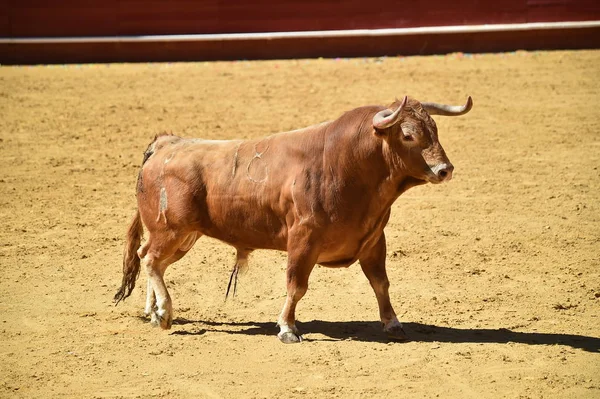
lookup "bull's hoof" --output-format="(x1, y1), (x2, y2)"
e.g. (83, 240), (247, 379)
(278, 331), (302, 344)
(385, 325), (409, 342)
(150, 310), (172, 330)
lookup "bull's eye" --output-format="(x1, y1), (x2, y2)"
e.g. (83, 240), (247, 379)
(400, 123), (418, 144)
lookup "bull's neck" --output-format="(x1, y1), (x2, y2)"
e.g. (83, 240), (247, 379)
(324, 111), (422, 203)
(347, 125), (411, 206)
(380, 138), (427, 199)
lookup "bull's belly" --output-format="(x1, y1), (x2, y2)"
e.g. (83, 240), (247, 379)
(316, 250), (360, 268)
(199, 217), (288, 252)
(189, 191), (385, 266)
(315, 239), (367, 268)
(202, 222), (368, 268)
(205, 230), (287, 252)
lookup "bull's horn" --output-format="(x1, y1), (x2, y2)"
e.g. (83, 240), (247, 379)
(422, 96), (473, 116)
(373, 96), (408, 129)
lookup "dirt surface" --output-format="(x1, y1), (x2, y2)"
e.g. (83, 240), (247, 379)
(1, 50), (599, 398)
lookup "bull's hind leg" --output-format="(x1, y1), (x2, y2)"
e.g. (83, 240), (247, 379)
(136, 241), (158, 318)
(359, 234), (407, 341)
(136, 241), (157, 318)
(143, 248), (189, 320)
(142, 254), (173, 329)
(141, 232), (199, 329)
(145, 278), (156, 317)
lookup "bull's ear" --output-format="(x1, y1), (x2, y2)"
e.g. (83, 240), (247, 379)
(373, 96), (407, 130)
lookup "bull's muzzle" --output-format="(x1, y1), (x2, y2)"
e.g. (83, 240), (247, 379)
(429, 162), (454, 183)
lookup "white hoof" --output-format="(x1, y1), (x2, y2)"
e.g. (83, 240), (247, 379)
(277, 323), (302, 343)
(278, 331), (302, 344)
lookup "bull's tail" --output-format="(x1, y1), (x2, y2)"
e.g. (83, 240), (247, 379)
(114, 209), (143, 305)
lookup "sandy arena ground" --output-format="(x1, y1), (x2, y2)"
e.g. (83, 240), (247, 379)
(1, 50), (599, 398)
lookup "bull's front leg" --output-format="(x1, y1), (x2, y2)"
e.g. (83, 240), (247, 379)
(359, 233), (407, 341)
(277, 232), (319, 344)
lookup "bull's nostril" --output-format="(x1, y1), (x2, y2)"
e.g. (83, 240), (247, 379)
(431, 163), (453, 182)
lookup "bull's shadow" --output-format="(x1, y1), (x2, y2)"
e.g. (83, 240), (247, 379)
(170, 318), (600, 353)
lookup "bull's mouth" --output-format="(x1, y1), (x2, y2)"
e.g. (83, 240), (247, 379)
(425, 172), (443, 184)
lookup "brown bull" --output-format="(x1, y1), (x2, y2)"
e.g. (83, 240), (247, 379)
(115, 95), (473, 343)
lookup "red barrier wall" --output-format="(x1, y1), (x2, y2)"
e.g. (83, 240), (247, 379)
(1, 0), (599, 38)
(1, 1), (599, 64)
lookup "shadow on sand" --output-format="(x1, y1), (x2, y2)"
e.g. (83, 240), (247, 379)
(169, 318), (599, 352)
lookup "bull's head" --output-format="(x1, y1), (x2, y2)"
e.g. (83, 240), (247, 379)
(373, 96), (472, 184)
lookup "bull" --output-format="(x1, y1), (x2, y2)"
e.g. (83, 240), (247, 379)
(114, 95), (473, 343)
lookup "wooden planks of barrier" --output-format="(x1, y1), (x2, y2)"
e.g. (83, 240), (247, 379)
(1, 1), (599, 64)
